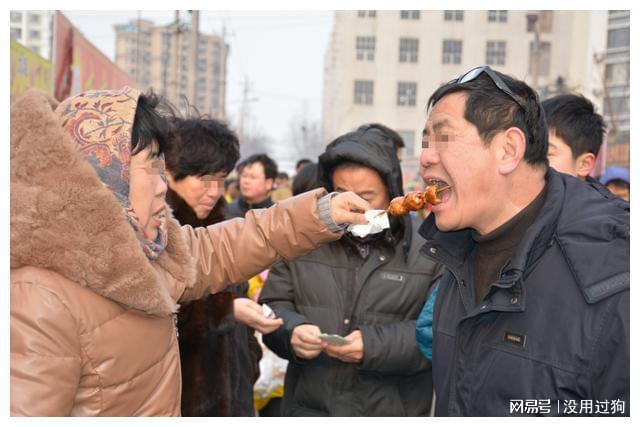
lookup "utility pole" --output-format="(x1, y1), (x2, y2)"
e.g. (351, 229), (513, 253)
(238, 77), (251, 142)
(527, 11), (541, 91)
(188, 10), (199, 107)
(172, 11), (181, 102)
(135, 10), (141, 83)
(220, 24), (227, 120)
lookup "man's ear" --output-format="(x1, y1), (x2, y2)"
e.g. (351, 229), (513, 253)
(166, 170), (176, 187)
(266, 178), (275, 191)
(575, 152), (597, 179)
(496, 127), (527, 175)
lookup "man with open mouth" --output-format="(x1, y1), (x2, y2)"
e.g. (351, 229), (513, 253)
(415, 65), (629, 416)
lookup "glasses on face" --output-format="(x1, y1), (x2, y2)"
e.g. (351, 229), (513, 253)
(452, 65), (527, 111)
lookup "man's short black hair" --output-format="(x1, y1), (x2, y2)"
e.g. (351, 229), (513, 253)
(224, 177), (237, 190)
(277, 172), (289, 180)
(165, 116), (240, 181)
(131, 90), (173, 158)
(428, 69), (549, 168)
(542, 94), (606, 158)
(357, 123), (405, 149)
(296, 158), (312, 171)
(237, 153), (278, 180)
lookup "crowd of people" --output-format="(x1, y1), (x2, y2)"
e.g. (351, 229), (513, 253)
(10, 65), (629, 417)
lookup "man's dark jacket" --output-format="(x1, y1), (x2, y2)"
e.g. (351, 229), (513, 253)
(167, 189), (261, 416)
(420, 169), (629, 416)
(260, 128), (442, 416)
(227, 194), (274, 218)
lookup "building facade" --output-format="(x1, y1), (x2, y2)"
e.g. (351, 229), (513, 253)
(10, 10), (52, 59)
(322, 10), (621, 181)
(601, 10), (630, 168)
(114, 18), (228, 119)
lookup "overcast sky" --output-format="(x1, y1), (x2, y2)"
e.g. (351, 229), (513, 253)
(64, 10), (333, 153)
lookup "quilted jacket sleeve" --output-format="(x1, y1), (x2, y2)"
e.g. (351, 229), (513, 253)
(11, 277), (82, 416)
(179, 189), (342, 301)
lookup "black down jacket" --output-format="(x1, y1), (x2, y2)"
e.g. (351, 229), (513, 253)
(421, 169), (629, 416)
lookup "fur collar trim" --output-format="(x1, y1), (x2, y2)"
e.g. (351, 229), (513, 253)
(10, 90), (196, 316)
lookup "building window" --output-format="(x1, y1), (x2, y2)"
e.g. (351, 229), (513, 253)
(358, 10), (376, 18)
(444, 10), (464, 21)
(607, 28), (630, 49)
(29, 45), (40, 54)
(605, 62), (630, 83)
(28, 13), (41, 24)
(354, 80), (374, 105)
(603, 96), (629, 117)
(608, 10), (629, 26)
(486, 41), (506, 65)
(442, 40), (462, 64)
(11, 28), (22, 39)
(529, 41), (551, 77)
(29, 30), (41, 39)
(398, 130), (415, 157)
(10, 11), (22, 23)
(399, 38), (419, 63)
(400, 11), (420, 20)
(488, 10), (508, 22)
(356, 36), (376, 61)
(397, 82), (417, 106)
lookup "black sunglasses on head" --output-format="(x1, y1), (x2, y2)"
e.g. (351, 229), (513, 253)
(451, 65), (527, 111)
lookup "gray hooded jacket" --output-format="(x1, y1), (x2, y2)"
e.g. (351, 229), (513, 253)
(260, 128), (441, 416)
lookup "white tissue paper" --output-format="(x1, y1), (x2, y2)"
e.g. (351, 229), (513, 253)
(346, 209), (390, 238)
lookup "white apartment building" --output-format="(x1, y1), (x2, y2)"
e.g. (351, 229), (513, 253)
(10, 10), (52, 59)
(323, 10), (611, 179)
(601, 10), (630, 168)
(114, 19), (228, 119)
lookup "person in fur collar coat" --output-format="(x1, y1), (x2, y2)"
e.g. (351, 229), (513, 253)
(10, 87), (370, 416)
(165, 115), (269, 416)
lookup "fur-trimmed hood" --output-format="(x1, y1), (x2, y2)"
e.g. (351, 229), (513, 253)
(10, 89), (196, 316)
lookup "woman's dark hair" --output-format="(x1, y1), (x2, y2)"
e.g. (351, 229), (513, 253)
(165, 115), (240, 181)
(131, 90), (174, 157)
(428, 70), (549, 168)
(292, 162), (322, 196)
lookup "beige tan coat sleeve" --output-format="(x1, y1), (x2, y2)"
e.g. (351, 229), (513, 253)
(179, 189), (341, 302)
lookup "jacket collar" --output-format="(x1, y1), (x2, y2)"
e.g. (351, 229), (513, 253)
(419, 169), (563, 278)
(10, 90), (196, 316)
(420, 168), (629, 303)
(237, 195), (273, 213)
(166, 187), (226, 228)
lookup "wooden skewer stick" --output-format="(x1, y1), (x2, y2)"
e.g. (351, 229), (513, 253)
(435, 185), (452, 194)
